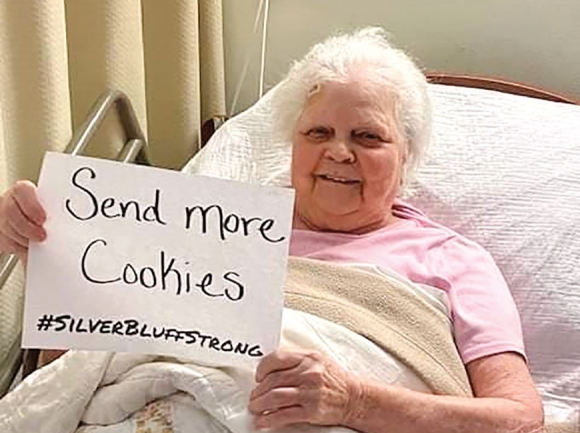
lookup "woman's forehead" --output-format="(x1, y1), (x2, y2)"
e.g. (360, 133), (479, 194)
(300, 81), (396, 126)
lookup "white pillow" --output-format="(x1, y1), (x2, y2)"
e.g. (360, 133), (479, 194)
(183, 83), (291, 186)
(183, 83), (580, 401)
(408, 85), (580, 401)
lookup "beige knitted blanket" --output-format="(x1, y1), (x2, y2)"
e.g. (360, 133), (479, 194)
(284, 256), (472, 397)
(284, 257), (578, 433)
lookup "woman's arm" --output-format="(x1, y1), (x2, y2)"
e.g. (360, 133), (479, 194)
(249, 351), (544, 433)
(344, 352), (543, 433)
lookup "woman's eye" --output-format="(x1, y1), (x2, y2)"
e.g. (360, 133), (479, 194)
(355, 131), (383, 144)
(363, 133), (380, 140)
(306, 128), (330, 140)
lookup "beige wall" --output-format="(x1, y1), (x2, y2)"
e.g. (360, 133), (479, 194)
(223, 0), (580, 114)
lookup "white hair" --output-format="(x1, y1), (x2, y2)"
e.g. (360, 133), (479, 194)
(271, 27), (432, 189)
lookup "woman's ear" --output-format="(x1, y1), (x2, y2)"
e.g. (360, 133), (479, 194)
(400, 141), (409, 164)
(400, 144), (408, 178)
(398, 148), (408, 189)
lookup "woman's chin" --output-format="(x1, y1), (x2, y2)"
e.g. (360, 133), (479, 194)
(313, 197), (360, 217)
(303, 206), (362, 231)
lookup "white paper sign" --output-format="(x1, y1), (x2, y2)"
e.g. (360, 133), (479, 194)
(23, 152), (294, 366)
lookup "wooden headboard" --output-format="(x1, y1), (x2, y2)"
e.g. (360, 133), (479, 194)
(427, 73), (579, 105)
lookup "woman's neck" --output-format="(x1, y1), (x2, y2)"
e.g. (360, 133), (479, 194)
(292, 211), (401, 235)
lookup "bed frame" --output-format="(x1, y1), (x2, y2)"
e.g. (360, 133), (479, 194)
(1, 74), (578, 386)
(426, 72), (579, 105)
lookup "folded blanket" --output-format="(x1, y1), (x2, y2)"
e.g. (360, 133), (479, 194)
(285, 257), (472, 397)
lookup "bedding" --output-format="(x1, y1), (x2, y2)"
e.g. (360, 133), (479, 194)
(1, 258), (577, 431)
(0, 258), (460, 433)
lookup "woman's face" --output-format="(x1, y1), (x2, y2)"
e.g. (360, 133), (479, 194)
(291, 80), (406, 233)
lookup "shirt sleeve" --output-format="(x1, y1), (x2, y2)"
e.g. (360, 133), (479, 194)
(428, 235), (526, 365)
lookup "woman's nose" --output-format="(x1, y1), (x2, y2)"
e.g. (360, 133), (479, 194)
(324, 140), (356, 163)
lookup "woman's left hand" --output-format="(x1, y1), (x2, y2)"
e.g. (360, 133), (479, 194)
(248, 349), (362, 429)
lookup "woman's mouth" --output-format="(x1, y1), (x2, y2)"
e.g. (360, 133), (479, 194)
(317, 174), (361, 185)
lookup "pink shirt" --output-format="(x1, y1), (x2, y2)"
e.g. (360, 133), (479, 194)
(289, 200), (525, 365)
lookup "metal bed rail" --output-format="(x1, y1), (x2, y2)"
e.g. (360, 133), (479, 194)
(0, 90), (152, 394)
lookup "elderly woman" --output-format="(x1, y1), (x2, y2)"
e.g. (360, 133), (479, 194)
(0, 28), (543, 432)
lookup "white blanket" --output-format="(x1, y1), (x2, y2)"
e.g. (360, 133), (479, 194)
(0, 309), (429, 433)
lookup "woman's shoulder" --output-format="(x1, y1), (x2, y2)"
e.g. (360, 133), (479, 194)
(393, 199), (495, 261)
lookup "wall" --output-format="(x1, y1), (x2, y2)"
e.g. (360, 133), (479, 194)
(223, 0), (580, 114)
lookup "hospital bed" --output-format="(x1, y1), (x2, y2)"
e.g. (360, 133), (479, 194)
(0, 73), (579, 428)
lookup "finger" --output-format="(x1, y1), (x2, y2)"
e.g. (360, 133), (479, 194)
(251, 366), (302, 400)
(5, 195), (46, 241)
(11, 180), (46, 225)
(249, 387), (302, 414)
(0, 236), (27, 256)
(254, 406), (308, 430)
(0, 223), (28, 248)
(17, 251), (28, 266)
(256, 350), (307, 382)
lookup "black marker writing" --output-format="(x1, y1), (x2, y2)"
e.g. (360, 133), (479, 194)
(81, 239), (121, 284)
(36, 313), (263, 357)
(65, 166), (167, 225)
(184, 204), (285, 243)
(80, 238), (246, 301)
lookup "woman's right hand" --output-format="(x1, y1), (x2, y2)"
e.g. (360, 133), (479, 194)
(0, 180), (47, 265)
